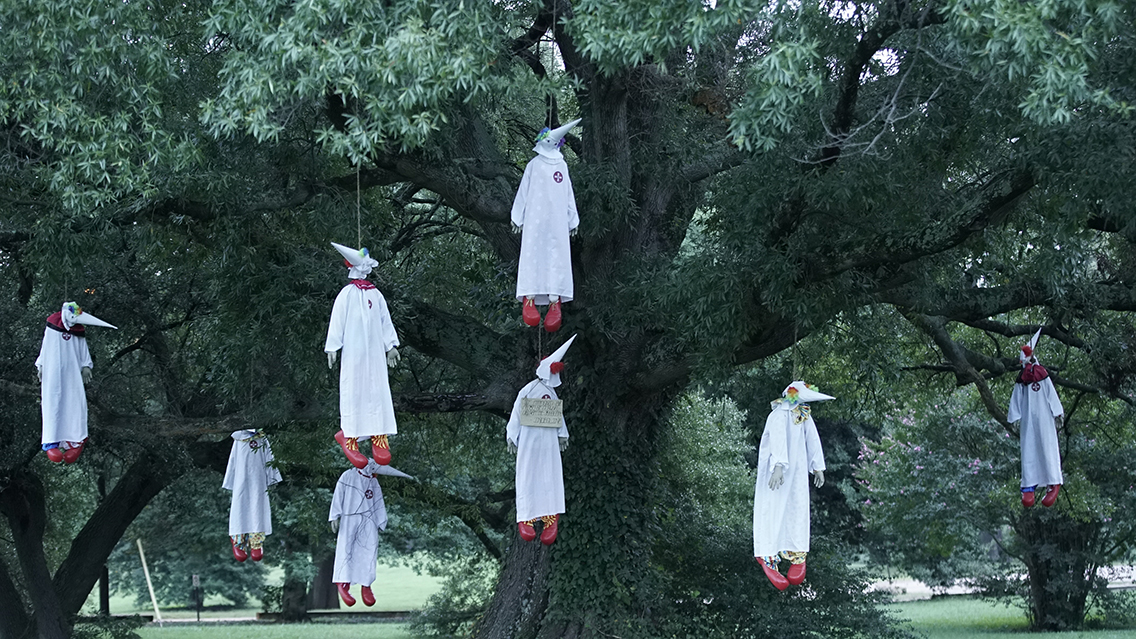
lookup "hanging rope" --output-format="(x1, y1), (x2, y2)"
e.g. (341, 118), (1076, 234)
(356, 163), (362, 248)
(791, 323), (800, 381)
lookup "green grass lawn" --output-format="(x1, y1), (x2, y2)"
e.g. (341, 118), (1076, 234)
(137, 624), (415, 639)
(891, 597), (1136, 639)
(86, 561), (443, 619)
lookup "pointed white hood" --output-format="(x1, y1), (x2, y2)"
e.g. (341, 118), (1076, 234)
(1020, 327), (1043, 366)
(536, 334), (576, 388)
(781, 380), (835, 403)
(367, 461), (413, 480)
(61, 301), (117, 330)
(332, 241), (379, 280)
(532, 118), (581, 159)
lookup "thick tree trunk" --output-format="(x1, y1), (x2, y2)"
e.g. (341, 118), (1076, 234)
(280, 562), (309, 622)
(0, 556), (31, 639)
(0, 455), (172, 639)
(307, 552), (340, 610)
(472, 393), (670, 639)
(0, 472), (70, 639)
(1016, 513), (1102, 630)
(470, 528), (553, 638)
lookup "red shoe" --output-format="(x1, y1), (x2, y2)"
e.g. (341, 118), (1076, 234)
(231, 539), (247, 563)
(45, 448), (64, 463)
(1041, 485), (1061, 508)
(540, 515), (560, 545)
(250, 547), (263, 561)
(360, 586), (376, 607)
(786, 562), (806, 585)
(370, 435), (391, 466)
(544, 300), (562, 333)
(518, 521), (537, 542)
(1021, 489), (1036, 508)
(758, 559), (789, 591)
(63, 440), (85, 464)
(522, 298), (540, 327)
(335, 430), (368, 469)
(337, 583), (356, 607)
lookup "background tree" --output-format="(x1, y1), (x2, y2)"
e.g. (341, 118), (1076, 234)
(2, 0), (1136, 638)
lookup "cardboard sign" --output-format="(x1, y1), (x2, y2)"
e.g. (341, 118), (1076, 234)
(520, 398), (563, 427)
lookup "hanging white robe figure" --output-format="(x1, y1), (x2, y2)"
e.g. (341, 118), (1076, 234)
(1007, 329), (1065, 508)
(35, 302), (116, 464)
(507, 335), (574, 545)
(511, 119), (581, 333)
(328, 461), (410, 607)
(326, 242), (401, 468)
(222, 429), (282, 562)
(753, 381), (830, 591)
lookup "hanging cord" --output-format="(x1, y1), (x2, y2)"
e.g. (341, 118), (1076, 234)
(791, 323), (800, 381)
(356, 163), (362, 248)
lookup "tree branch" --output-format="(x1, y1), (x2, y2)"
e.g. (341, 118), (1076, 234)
(53, 458), (171, 617)
(906, 313), (1012, 430)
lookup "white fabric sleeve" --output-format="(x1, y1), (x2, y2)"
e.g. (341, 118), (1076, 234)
(329, 478), (346, 521)
(564, 170), (579, 231)
(76, 337), (93, 369)
(324, 290), (348, 353)
(221, 441), (239, 491)
(763, 411), (790, 470)
(377, 294), (400, 352)
(35, 335), (45, 371)
(506, 388), (526, 447)
(510, 164), (532, 228)
(804, 417), (826, 473)
(1043, 379), (1065, 417)
(1006, 385), (1024, 424)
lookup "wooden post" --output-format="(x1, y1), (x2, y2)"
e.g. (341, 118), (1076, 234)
(136, 539), (162, 626)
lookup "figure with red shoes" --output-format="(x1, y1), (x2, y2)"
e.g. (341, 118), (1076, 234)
(754, 381), (830, 591)
(506, 335), (575, 545)
(1008, 329), (1065, 508)
(222, 429), (282, 562)
(328, 460), (410, 607)
(326, 242), (401, 468)
(36, 301), (116, 464)
(511, 119), (581, 333)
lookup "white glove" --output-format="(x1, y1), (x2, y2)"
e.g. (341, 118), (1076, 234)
(569, 227), (578, 238)
(813, 470), (824, 488)
(387, 348), (400, 367)
(36, 366), (42, 382)
(768, 465), (785, 490)
(508, 441), (518, 455)
(81, 367), (92, 385)
(330, 518), (340, 534)
(1055, 415), (1064, 429)
(327, 351), (338, 369)
(559, 437), (568, 452)
(511, 223), (522, 234)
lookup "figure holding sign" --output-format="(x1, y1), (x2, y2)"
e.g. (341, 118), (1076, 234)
(506, 335), (575, 545)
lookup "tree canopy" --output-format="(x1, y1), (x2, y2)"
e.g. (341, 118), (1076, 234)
(3, 0), (1136, 638)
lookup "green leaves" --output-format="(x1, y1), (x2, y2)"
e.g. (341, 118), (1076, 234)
(944, 0), (1133, 124)
(201, 0), (506, 155)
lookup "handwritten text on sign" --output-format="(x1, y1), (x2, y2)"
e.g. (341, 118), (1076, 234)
(520, 398), (563, 427)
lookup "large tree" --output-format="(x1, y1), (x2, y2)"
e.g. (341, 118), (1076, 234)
(3, 0), (1136, 637)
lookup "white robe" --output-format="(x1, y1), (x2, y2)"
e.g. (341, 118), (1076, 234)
(1007, 377), (1064, 488)
(36, 317), (93, 445)
(506, 379), (569, 522)
(222, 430), (282, 536)
(330, 465), (388, 586)
(753, 401), (825, 558)
(325, 283), (400, 438)
(511, 155), (579, 305)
